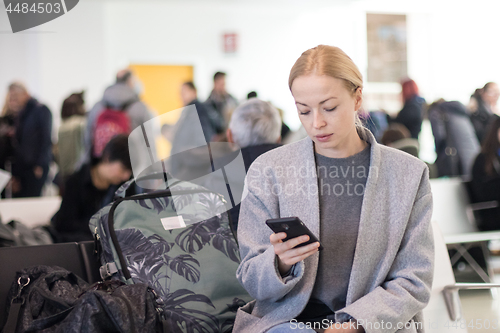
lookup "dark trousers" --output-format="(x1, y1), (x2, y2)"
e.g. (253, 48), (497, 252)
(12, 163), (49, 198)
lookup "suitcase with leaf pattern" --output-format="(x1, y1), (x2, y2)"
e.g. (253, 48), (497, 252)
(89, 176), (252, 333)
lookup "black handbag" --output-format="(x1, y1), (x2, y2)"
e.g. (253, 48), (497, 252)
(3, 265), (165, 333)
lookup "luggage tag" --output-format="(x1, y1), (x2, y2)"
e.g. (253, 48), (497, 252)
(160, 216), (186, 230)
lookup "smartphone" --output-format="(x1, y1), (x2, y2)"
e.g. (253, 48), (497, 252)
(265, 217), (323, 251)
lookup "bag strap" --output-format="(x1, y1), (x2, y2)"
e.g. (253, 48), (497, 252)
(120, 98), (138, 111)
(103, 97), (138, 112)
(99, 262), (119, 280)
(3, 276), (30, 333)
(3, 300), (23, 333)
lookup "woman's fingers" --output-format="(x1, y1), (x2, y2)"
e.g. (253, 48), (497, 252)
(286, 235), (311, 250)
(273, 234), (311, 255)
(280, 242), (320, 260)
(276, 243), (320, 275)
(276, 240), (320, 263)
(271, 233), (320, 275)
(269, 232), (287, 245)
(280, 246), (319, 267)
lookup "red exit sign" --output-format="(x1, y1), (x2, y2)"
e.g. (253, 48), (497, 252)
(223, 33), (238, 53)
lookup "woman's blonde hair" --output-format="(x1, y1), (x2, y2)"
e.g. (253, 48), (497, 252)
(289, 45), (366, 130)
(288, 45), (363, 95)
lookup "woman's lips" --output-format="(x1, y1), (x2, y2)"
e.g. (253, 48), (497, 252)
(315, 133), (333, 142)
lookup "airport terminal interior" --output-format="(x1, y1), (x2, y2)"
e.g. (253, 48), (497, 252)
(1, 0), (500, 332)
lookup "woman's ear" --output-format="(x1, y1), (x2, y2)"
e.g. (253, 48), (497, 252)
(354, 87), (363, 111)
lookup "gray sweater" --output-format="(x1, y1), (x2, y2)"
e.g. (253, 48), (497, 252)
(310, 143), (371, 313)
(234, 127), (434, 333)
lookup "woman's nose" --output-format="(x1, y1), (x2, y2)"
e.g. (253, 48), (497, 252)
(312, 110), (326, 129)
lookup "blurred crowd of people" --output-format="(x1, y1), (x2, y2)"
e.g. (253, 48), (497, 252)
(1, 71), (499, 240)
(363, 79), (500, 231)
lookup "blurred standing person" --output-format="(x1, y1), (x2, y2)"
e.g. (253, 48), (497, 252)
(205, 71), (238, 133)
(180, 81), (219, 142)
(470, 115), (500, 231)
(393, 79), (426, 139)
(83, 69), (154, 163)
(168, 82), (220, 181)
(6, 82), (52, 197)
(1, 92), (17, 198)
(469, 82), (500, 143)
(468, 88), (482, 112)
(57, 92), (86, 188)
(0, 91), (16, 172)
(428, 99), (480, 177)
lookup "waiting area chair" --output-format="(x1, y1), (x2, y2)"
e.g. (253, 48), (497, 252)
(429, 177), (500, 284)
(423, 221), (500, 332)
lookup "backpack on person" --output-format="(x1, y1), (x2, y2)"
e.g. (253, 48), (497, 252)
(434, 109), (462, 177)
(89, 175), (253, 333)
(92, 100), (135, 158)
(430, 101), (480, 177)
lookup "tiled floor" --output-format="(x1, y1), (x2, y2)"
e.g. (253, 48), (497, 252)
(456, 255), (500, 332)
(460, 289), (500, 332)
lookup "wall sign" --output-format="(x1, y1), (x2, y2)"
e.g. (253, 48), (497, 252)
(223, 33), (238, 54)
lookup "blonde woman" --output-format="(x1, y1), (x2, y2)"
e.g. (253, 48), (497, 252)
(234, 45), (434, 333)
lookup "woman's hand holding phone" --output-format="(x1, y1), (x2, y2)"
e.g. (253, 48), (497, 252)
(270, 232), (321, 276)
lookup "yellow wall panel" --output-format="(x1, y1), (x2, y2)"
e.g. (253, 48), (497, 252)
(129, 64), (194, 159)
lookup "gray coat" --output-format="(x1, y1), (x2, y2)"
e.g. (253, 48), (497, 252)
(234, 127), (434, 333)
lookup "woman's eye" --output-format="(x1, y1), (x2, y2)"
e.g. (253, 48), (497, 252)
(325, 106), (337, 112)
(299, 110), (310, 115)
